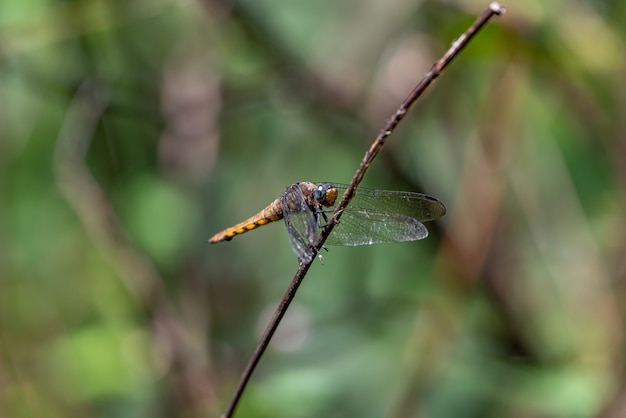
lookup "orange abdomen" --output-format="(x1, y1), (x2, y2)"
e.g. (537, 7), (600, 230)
(209, 198), (283, 243)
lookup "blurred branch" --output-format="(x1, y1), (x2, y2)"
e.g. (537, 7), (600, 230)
(53, 82), (218, 417)
(204, 0), (364, 110)
(222, 3), (506, 417)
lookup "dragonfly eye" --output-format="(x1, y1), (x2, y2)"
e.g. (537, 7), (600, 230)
(315, 183), (337, 207)
(314, 186), (326, 202)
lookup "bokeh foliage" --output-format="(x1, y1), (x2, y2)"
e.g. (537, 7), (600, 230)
(2, 0), (625, 417)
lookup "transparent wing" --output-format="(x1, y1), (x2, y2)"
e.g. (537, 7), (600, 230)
(318, 183), (445, 246)
(282, 184), (317, 262)
(336, 184), (446, 221)
(324, 209), (428, 246)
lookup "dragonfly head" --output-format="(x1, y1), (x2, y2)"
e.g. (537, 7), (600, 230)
(314, 183), (338, 207)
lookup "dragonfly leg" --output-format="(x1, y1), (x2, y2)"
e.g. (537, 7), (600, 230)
(315, 245), (328, 265)
(299, 242), (328, 265)
(316, 252), (325, 266)
(316, 209), (340, 228)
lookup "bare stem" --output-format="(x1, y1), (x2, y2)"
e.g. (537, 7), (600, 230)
(221, 3), (506, 417)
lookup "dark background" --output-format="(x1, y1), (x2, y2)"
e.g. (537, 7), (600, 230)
(2, 1), (625, 417)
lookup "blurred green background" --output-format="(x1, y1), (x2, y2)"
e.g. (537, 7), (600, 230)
(2, 0), (625, 417)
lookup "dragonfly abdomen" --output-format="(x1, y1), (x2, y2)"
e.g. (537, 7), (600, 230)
(209, 198), (283, 243)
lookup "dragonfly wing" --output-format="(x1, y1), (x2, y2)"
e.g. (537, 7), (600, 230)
(282, 184), (317, 263)
(330, 184), (446, 222)
(324, 207), (429, 246)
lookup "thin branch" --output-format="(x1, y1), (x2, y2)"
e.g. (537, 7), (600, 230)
(222, 3), (506, 417)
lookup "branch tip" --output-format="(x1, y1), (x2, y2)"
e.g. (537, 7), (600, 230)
(489, 2), (506, 15)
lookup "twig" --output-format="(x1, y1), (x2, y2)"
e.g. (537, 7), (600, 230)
(221, 3), (506, 417)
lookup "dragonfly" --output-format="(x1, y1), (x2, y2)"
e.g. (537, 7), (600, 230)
(209, 181), (446, 263)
